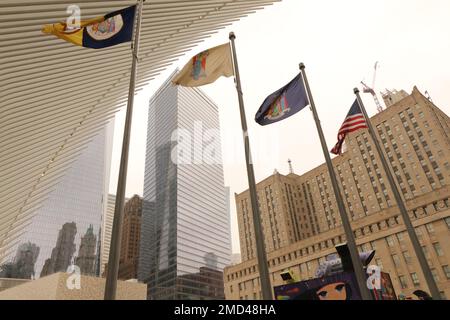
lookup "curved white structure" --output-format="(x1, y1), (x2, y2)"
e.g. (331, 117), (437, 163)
(0, 0), (280, 261)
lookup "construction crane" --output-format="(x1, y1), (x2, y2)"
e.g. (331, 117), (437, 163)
(361, 61), (384, 113)
(425, 90), (433, 102)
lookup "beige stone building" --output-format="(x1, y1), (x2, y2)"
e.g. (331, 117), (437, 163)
(103, 195), (142, 280)
(226, 87), (450, 300)
(118, 195), (142, 280)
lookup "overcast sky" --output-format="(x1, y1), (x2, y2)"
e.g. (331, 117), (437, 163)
(109, 0), (450, 254)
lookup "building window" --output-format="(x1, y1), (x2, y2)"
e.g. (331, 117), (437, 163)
(399, 275), (408, 289)
(415, 227), (423, 239)
(410, 273), (420, 286)
(386, 236), (395, 247)
(445, 162), (450, 171)
(425, 223), (435, 234)
(431, 269), (440, 282)
(375, 258), (383, 269)
(392, 254), (401, 267)
(300, 263), (307, 273)
(442, 265), (450, 280)
(422, 246), (431, 259)
(433, 243), (444, 257)
(444, 217), (450, 229)
(403, 251), (412, 264)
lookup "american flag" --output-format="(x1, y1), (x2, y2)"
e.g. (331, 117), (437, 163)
(331, 99), (368, 155)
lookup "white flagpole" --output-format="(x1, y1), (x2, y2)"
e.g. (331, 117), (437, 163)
(229, 32), (273, 300)
(299, 63), (373, 300)
(104, 0), (144, 300)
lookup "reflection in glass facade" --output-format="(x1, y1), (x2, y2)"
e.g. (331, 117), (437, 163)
(0, 123), (113, 279)
(138, 74), (231, 299)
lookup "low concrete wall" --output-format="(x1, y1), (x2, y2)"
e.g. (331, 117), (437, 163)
(0, 273), (147, 300)
(0, 278), (31, 292)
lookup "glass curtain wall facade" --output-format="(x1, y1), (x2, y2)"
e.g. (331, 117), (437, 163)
(0, 123), (113, 279)
(138, 73), (231, 300)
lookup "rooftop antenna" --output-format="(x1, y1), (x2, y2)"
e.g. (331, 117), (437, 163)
(361, 61), (384, 113)
(288, 159), (293, 174)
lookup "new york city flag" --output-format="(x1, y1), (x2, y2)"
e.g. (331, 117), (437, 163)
(255, 74), (309, 126)
(42, 5), (136, 49)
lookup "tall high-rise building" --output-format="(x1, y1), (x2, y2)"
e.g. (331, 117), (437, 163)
(0, 242), (40, 280)
(76, 225), (97, 276)
(138, 73), (231, 300)
(100, 194), (116, 275)
(1, 123), (114, 279)
(0, 0), (277, 266)
(41, 222), (77, 277)
(13, 242), (40, 280)
(225, 87), (450, 299)
(118, 195), (142, 280)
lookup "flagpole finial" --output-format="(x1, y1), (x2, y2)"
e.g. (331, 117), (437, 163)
(354, 87), (360, 94)
(229, 32), (236, 40)
(299, 62), (305, 70)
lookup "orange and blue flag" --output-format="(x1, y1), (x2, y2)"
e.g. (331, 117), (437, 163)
(172, 43), (234, 87)
(255, 74), (309, 126)
(42, 5), (136, 49)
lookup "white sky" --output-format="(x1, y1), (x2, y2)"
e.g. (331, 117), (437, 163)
(109, 0), (450, 255)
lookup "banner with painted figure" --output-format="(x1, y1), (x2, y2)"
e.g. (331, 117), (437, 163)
(274, 271), (397, 300)
(371, 272), (397, 300)
(274, 272), (361, 300)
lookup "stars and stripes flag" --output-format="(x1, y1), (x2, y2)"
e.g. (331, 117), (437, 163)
(331, 99), (368, 155)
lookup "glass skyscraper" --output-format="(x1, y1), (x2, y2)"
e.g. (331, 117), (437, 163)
(138, 73), (231, 300)
(0, 123), (113, 279)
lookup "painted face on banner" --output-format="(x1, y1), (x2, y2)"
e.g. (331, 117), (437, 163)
(316, 282), (348, 300)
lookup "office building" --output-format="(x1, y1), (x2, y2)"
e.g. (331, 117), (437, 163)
(225, 87), (450, 299)
(1, 123), (113, 279)
(0, 1), (277, 265)
(100, 194), (116, 275)
(0, 242), (40, 280)
(119, 195), (142, 280)
(138, 73), (231, 299)
(76, 225), (98, 276)
(41, 222), (77, 277)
